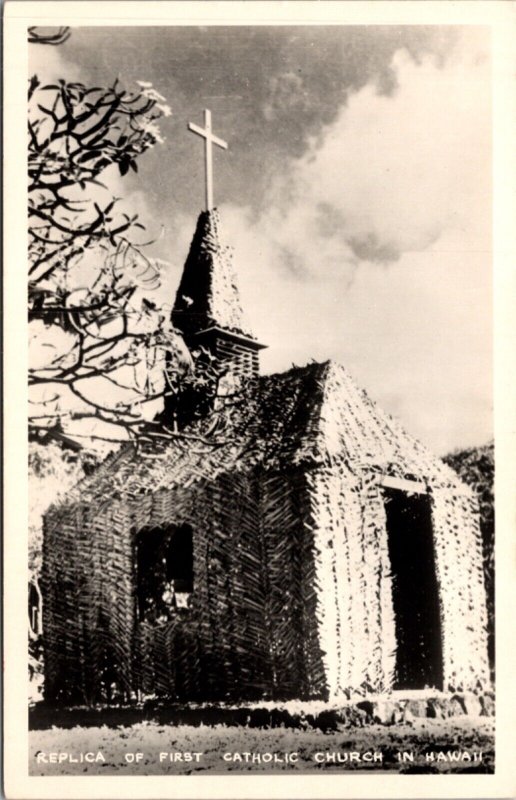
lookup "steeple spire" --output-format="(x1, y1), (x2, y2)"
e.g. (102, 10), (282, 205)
(172, 208), (266, 381)
(172, 209), (251, 339)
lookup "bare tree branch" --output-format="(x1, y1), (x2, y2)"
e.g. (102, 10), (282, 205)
(28, 27), (71, 46)
(28, 76), (187, 443)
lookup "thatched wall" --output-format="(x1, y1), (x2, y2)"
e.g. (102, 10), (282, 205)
(306, 468), (396, 696)
(42, 459), (489, 704)
(305, 465), (490, 697)
(42, 468), (329, 703)
(431, 487), (490, 690)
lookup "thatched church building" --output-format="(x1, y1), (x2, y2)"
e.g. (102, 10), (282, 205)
(42, 208), (490, 705)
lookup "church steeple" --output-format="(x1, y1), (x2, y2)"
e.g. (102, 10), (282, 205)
(172, 209), (249, 339)
(172, 207), (266, 381)
(168, 108), (265, 420)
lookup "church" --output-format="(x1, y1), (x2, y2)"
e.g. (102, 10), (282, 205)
(41, 112), (490, 705)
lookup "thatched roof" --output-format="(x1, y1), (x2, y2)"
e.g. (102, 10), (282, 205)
(55, 360), (466, 509)
(171, 209), (255, 340)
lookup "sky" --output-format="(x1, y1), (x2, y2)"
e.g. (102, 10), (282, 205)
(29, 24), (492, 455)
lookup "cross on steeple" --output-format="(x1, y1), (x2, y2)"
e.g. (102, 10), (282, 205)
(188, 109), (228, 211)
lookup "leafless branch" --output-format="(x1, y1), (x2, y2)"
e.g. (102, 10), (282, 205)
(28, 76), (228, 448)
(28, 27), (71, 46)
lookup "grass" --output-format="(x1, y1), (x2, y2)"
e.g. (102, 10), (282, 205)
(30, 715), (494, 775)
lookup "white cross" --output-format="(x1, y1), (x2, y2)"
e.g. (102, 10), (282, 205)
(188, 109), (228, 211)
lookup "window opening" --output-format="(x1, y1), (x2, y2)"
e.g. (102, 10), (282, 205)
(135, 524), (193, 622)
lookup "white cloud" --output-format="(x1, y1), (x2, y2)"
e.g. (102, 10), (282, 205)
(246, 36), (490, 277)
(210, 31), (492, 454)
(29, 40), (81, 83)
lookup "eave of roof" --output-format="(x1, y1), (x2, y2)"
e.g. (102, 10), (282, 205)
(192, 327), (267, 351)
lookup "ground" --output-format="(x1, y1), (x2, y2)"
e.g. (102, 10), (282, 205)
(30, 715), (493, 775)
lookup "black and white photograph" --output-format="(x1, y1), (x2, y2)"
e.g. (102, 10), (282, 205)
(3, 1), (516, 797)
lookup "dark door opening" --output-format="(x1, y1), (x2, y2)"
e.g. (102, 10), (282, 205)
(384, 488), (443, 690)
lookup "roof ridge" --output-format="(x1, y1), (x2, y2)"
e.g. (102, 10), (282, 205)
(307, 360), (336, 462)
(258, 358), (331, 384)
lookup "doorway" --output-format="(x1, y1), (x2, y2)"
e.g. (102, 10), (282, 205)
(384, 488), (443, 690)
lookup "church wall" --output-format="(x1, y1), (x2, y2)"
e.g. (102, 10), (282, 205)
(42, 459), (489, 704)
(138, 473), (273, 700)
(44, 477), (268, 702)
(43, 499), (142, 703)
(305, 465), (490, 698)
(42, 468), (327, 703)
(133, 469), (327, 700)
(305, 467), (396, 697)
(430, 488), (490, 691)
(260, 470), (327, 698)
(42, 506), (86, 702)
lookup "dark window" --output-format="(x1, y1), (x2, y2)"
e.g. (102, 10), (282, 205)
(166, 525), (194, 593)
(384, 488), (443, 690)
(135, 524), (193, 622)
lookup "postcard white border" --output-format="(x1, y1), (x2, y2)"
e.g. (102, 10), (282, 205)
(4, 2), (516, 798)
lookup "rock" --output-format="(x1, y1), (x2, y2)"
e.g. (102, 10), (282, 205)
(269, 708), (293, 728)
(393, 702), (406, 724)
(426, 698), (446, 719)
(401, 703), (415, 724)
(356, 701), (374, 722)
(247, 708), (271, 728)
(339, 705), (370, 727)
(448, 694), (467, 716)
(373, 700), (395, 725)
(405, 699), (428, 718)
(480, 693), (495, 717)
(314, 709), (340, 732)
(462, 693), (483, 717)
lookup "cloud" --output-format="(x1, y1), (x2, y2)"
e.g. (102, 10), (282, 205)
(212, 201), (492, 454)
(347, 233), (403, 265)
(206, 30), (492, 453)
(224, 32), (489, 284)
(262, 71), (311, 122)
(29, 40), (81, 83)
(212, 29), (490, 302)
(258, 39), (489, 272)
